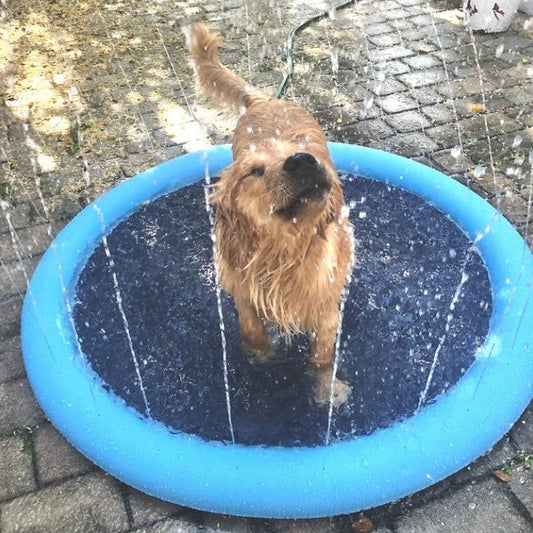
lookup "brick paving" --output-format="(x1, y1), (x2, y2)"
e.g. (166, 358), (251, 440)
(0, 0), (532, 531)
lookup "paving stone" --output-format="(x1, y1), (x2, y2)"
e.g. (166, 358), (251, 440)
(0, 472), (129, 533)
(0, 335), (25, 382)
(409, 40), (439, 53)
(34, 423), (94, 485)
(135, 518), (217, 532)
(203, 513), (271, 533)
(410, 87), (444, 105)
(379, 92), (419, 113)
(375, 60), (412, 75)
(395, 478), (532, 532)
(0, 223), (52, 262)
(503, 83), (533, 107)
(450, 436), (516, 486)
(437, 77), (498, 98)
(384, 109), (431, 132)
(421, 103), (457, 125)
(0, 202), (31, 233)
(0, 256), (39, 301)
(0, 296), (22, 339)
(432, 148), (475, 173)
(364, 22), (395, 36)
(339, 119), (395, 145)
(510, 403), (533, 451)
(370, 77), (407, 96)
(270, 517), (340, 533)
(380, 131), (439, 156)
(452, 95), (514, 117)
(0, 434), (36, 501)
(127, 488), (187, 528)
(0, 379), (43, 435)
(403, 54), (442, 69)
(368, 33), (402, 47)
(483, 35), (533, 51)
(370, 45), (416, 62)
(509, 467), (533, 519)
(398, 67), (449, 88)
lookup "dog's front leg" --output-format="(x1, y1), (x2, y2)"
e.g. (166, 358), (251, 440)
(234, 297), (273, 363)
(310, 311), (351, 408)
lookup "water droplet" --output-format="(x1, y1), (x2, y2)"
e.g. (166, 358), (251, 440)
(246, 126), (253, 134)
(473, 166), (486, 178)
(512, 135), (523, 148)
(249, 144), (256, 153)
(363, 96), (374, 110)
(495, 44), (505, 58)
(468, 502), (476, 510)
(451, 145), (462, 158)
(358, 211), (367, 219)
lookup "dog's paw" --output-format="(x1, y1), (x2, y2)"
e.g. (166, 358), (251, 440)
(314, 372), (352, 408)
(241, 339), (274, 364)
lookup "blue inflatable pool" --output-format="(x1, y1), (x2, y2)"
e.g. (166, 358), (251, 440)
(21, 143), (533, 518)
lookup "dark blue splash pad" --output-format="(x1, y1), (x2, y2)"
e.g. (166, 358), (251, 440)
(74, 175), (491, 447)
(22, 144), (533, 518)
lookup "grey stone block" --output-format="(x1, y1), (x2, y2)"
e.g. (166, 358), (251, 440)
(270, 517), (340, 533)
(0, 379), (43, 435)
(511, 403), (533, 451)
(127, 488), (186, 528)
(421, 103), (457, 125)
(0, 472), (130, 533)
(0, 202), (31, 233)
(0, 434), (36, 501)
(450, 436), (516, 486)
(395, 478), (532, 532)
(432, 148), (475, 173)
(203, 513), (271, 533)
(403, 54), (442, 70)
(340, 119), (394, 145)
(371, 45), (416, 62)
(380, 131), (439, 156)
(509, 467), (533, 519)
(135, 518), (217, 532)
(398, 68), (449, 88)
(384, 110), (431, 133)
(34, 423), (94, 485)
(0, 223), (53, 262)
(0, 335), (25, 382)
(0, 297), (22, 341)
(379, 92), (419, 113)
(0, 256), (39, 301)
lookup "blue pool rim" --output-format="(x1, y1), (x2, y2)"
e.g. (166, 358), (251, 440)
(22, 143), (533, 518)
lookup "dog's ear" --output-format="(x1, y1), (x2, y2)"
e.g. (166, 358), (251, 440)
(208, 163), (236, 210)
(209, 162), (258, 267)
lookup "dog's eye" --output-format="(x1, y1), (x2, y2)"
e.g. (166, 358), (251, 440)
(248, 166), (265, 177)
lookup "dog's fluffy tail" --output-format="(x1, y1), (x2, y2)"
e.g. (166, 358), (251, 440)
(190, 23), (268, 110)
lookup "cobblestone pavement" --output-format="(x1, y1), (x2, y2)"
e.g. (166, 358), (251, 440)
(1, 0), (532, 531)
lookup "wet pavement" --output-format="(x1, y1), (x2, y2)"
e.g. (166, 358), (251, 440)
(0, 0), (532, 531)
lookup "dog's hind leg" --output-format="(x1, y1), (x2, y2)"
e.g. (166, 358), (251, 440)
(234, 297), (273, 363)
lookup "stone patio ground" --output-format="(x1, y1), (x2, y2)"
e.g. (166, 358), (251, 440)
(0, 0), (532, 531)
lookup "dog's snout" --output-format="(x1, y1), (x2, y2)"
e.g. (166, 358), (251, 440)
(283, 152), (318, 174)
(282, 152), (331, 195)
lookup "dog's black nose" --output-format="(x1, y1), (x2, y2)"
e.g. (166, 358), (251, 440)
(283, 152), (331, 194)
(283, 153), (318, 174)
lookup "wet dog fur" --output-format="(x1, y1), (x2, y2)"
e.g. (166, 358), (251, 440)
(190, 23), (354, 406)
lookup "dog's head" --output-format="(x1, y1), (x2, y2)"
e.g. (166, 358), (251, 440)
(210, 140), (343, 235)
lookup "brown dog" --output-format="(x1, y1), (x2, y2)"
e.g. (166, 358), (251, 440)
(190, 23), (354, 406)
